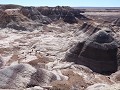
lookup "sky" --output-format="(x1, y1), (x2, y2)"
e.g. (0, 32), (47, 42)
(0, 0), (120, 7)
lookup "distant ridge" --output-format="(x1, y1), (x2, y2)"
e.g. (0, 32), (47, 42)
(73, 7), (120, 10)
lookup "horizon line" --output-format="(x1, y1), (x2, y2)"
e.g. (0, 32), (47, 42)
(0, 4), (120, 8)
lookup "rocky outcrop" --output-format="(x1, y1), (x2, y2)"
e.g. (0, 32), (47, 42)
(65, 30), (118, 74)
(0, 64), (57, 89)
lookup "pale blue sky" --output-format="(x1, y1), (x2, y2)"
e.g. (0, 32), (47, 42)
(0, 0), (120, 7)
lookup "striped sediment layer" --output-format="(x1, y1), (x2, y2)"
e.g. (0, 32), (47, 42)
(65, 30), (118, 74)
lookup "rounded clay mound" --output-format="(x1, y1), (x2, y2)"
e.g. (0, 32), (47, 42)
(89, 30), (114, 43)
(65, 30), (118, 74)
(85, 30), (118, 50)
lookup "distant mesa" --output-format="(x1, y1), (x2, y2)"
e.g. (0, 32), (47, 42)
(37, 6), (88, 23)
(64, 30), (118, 74)
(0, 4), (89, 30)
(0, 4), (22, 10)
(20, 7), (52, 24)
